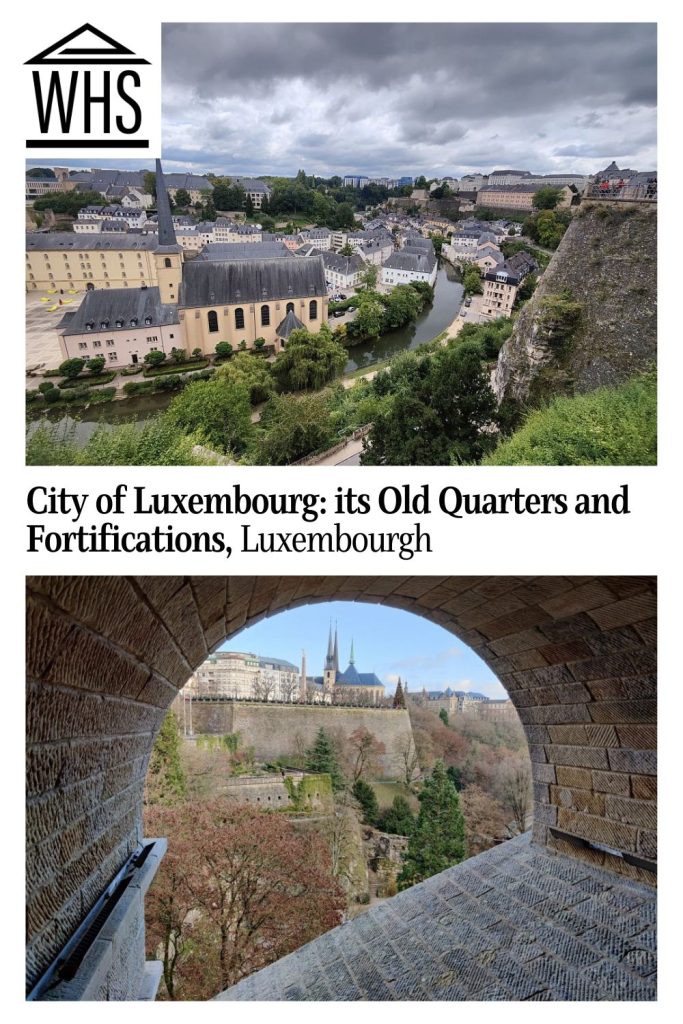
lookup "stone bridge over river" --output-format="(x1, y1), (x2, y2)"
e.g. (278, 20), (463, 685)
(26, 575), (656, 1000)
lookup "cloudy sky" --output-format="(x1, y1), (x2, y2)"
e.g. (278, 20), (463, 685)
(218, 601), (507, 699)
(161, 22), (656, 179)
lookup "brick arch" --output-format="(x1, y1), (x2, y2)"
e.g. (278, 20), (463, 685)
(26, 576), (656, 993)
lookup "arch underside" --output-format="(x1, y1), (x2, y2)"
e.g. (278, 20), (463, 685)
(26, 575), (656, 995)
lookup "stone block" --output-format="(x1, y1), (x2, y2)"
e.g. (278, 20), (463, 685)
(608, 749), (656, 775)
(556, 809), (638, 852)
(630, 775), (657, 801)
(545, 744), (609, 769)
(605, 796), (657, 831)
(555, 766), (592, 789)
(616, 724), (657, 750)
(591, 770), (631, 796)
(587, 591), (657, 631)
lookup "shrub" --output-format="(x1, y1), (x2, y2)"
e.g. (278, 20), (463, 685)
(123, 380), (155, 396)
(58, 357), (85, 379)
(254, 337), (266, 350)
(192, 347), (203, 359)
(87, 355), (106, 374)
(238, 340), (247, 351)
(44, 388), (60, 404)
(215, 341), (233, 359)
(27, 389), (43, 403)
(171, 347), (187, 364)
(38, 381), (54, 394)
(144, 349), (166, 367)
(154, 373), (183, 391)
(484, 370), (656, 466)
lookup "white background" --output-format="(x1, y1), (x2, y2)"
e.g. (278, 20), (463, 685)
(4, 1), (680, 1019)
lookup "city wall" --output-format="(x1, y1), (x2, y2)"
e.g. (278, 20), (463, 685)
(180, 702), (415, 779)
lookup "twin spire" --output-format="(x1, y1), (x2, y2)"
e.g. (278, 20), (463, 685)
(325, 621), (355, 672)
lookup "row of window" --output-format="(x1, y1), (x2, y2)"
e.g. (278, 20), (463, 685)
(206, 300), (318, 333)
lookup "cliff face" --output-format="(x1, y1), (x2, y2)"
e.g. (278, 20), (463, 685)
(492, 203), (657, 406)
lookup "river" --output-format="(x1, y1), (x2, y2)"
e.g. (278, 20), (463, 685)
(27, 261), (464, 444)
(343, 259), (464, 372)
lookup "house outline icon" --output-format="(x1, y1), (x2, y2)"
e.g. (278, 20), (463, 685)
(25, 24), (150, 65)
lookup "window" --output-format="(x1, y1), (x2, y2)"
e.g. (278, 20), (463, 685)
(207, 310), (219, 333)
(164, 257), (172, 268)
(286, 302), (294, 314)
(106, 339), (115, 347)
(78, 343), (88, 350)
(108, 352), (118, 362)
(234, 307), (245, 330)
(93, 340), (102, 349)
(260, 304), (270, 326)
(146, 335), (158, 343)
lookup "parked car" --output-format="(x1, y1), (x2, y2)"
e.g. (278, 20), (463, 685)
(339, 294), (347, 300)
(464, 297), (472, 307)
(333, 310), (345, 318)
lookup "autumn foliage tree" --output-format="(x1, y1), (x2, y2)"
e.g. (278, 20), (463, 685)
(347, 727), (386, 782)
(144, 801), (345, 1000)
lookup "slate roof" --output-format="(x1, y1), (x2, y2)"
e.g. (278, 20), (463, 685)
(26, 232), (159, 251)
(218, 832), (657, 1002)
(336, 666), (383, 688)
(196, 242), (291, 262)
(164, 173), (213, 192)
(384, 251), (435, 274)
(322, 251), (364, 275)
(179, 256), (327, 308)
(275, 309), (305, 339)
(59, 286), (179, 336)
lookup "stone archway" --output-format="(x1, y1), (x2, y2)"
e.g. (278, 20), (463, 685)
(26, 576), (656, 997)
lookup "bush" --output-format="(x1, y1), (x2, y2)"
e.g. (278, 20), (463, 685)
(44, 388), (61, 404)
(59, 371), (116, 389)
(254, 337), (266, 350)
(58, 357), (85, 379)
(171, 347), (187, 364)
(484, 371), (656, 466)
(143, 359), (209, 377)
(215, 341), (233, 359)
(87, 356), (106, 374)
(38, 381), (54, 394)
(192, 348), (203, 359)
(123, 380), (156, 396)
(238, 340), (247, 351)
(154, 373), (183, 391)
(27, 389), (43, 403)
(144, 349), (166, 367)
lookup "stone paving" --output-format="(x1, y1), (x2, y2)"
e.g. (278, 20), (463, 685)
(217, 833), (656, 1001)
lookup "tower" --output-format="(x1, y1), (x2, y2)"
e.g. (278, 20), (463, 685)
(154, 159), (183, 303)
(323, 622), (337, 697)
(300, 649), (307, 702)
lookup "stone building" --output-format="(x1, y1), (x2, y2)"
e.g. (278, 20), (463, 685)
(477, 183), (573, 211)
(481, 251), (537, 319)
(53, 161), (328, 365)
(187, 650), (301, 702)
(314, 625), (386, 705)
(26, 233), (160, 293)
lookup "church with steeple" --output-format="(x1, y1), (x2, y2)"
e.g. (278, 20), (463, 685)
(315, 624), (386, 705)
(55, 160), (328, 366)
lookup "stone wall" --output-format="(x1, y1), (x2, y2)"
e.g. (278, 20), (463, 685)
(26, 576), (657, 998)
(184, 701), (414, 779)
(493, 202), (657, 406)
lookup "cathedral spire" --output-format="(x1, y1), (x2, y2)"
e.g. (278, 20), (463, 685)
(349, 638), (355, 665)
(325, 621), (335, 670)
(333, 622), (339, 672)
(155, 158), (180, 250)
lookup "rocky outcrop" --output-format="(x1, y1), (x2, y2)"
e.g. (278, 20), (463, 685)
(492, 202), (656, 406)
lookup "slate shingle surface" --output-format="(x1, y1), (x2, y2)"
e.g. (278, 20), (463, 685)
(217, 833), (656, 1002)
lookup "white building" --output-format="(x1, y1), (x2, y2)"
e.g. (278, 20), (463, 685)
(322, 251), (365, 289)
(189, 650), (302, 702)
(76, 206), (146, 230)
(120, 188), (154, 210)
(380, 237), (438, 288)
(214, 219), (263, 243)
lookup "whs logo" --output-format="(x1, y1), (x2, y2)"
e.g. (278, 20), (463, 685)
(25, 23), (153, 151)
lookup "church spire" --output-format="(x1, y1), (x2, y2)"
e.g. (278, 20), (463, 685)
(333, 622), (339, 672)
(349, 638), (355, 665)
(325, 621), (335, 670)
(155, 159), (180, 250)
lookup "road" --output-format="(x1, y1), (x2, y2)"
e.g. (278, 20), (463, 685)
(312, 435), (365, 467)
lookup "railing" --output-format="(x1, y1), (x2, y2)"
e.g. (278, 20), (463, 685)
(289, 424), (372, 466)
(584, 178), (657, 202)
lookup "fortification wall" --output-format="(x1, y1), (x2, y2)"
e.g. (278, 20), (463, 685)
(184, 702), (414, 779)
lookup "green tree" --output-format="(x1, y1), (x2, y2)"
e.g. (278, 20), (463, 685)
(393, 678), (406, 709)
(304, 728), (345, 791)
(174, 188), (191, 208)
(382, 284), (424, 329)
(352, 291), (385, 339)
(245, 194), (254, 218)
(219, 351), (274, 404)
(214, 341), (233, 360)
(143, 170), (156, 199)
(146, 712), (186, 805)
(532, 187), (563, 210)
(462, 265), (483, 296)
(58, 357), (85, 379)
(167, 374), (253, 455)
(86, 355), (106, 375)
(446, 765), (462, 791)
(359, 263), (379, 290)
(171, 347), (187, 364)
(397, 760), (466, 889)
(338, 242), (355, 257)
(428, 342), (499, 463)
(271, 324), (346, 392)
(145, 349), (166, 367)
(352, 779), (379, 825)
(256, 391), (335, 465)
(377, 795), (416, 836)
(439, 708), (449, 726)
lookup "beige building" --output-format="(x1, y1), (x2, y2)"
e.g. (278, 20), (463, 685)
(55, 160), (328, 366)
(481, 252), (537, 319)
(188, 650), (302, 702)
(477, 184), (573, 212)
(26, 233), (160, 292)
(26, 178), (77, 199)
